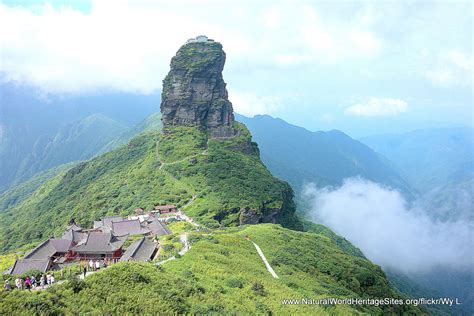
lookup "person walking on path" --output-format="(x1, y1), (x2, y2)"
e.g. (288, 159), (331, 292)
(50, 274), (55, 285)
(30, 275), (36, 289)
(4, 280), (11, 291)
(15, 278), (22, 290)
(40, 275), (46, 288)
(83, 266), (87, 278)
(24, 277), (32, 291)
(46, 273), (51, 285)
(89, 259), (94, 271)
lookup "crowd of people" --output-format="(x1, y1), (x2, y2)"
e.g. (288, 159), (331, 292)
(3, 273), (55, 291)
(82, 258), (108, 278)
(3, 258), (113, 291)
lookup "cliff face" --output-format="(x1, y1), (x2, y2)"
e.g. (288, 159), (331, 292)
(160, 36), (236, 138)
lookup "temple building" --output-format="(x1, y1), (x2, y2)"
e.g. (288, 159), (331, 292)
(4, 211), (172, 275)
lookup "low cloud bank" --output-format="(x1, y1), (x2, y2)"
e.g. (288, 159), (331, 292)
(303, 178), (473, 273)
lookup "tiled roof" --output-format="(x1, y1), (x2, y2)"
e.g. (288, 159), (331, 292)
(49, 239), (72, 253)
(70, 231), (127, 254)
(24, 240), (55, 259)
(62, 229), (87, 244)
(24, 238), (71, 260)
(66, 223), (82, 231)
(112, 219), (150, 236)
(10, 259), (51, 275)
(102, 216), (124, 228)
(120, 238), (156, 262)
(147, 220), (172, 237)
(155, 205), (177, 210)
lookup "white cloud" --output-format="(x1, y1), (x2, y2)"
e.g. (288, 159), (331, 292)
(424, 50), (473, 87)
(0, 1), (387, 94)
(303, 178), (473, 273)
(0, 1), (252, 94)
(229, 91), (282, 117)
(298, 6), (381, 64)
(345, 97), (408, 117)
(262, 7), (281, 29)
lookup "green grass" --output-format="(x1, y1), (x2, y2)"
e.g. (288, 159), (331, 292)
(167, 221), (194, 234)
(0, 254), (16, 273)
(0, 224), (423, 314)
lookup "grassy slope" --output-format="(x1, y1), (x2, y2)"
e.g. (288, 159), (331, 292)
(101, 112), (163, 153)
(0, 163), (75, 212)
(1, 114), (128, 193)
(0, 224), (422, 314)
(0, 123), (300, 253)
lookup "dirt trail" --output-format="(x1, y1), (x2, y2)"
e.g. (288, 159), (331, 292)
(155, 140), (209, 212)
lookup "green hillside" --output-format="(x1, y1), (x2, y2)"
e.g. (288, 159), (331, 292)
(0, 123), (301, 253)
(0, 113), (163, 214)
(0, 113), (128, 193)
(0, 224), (422, 314)
(0, 163), (75, 212)
(101, 112), (163, 153)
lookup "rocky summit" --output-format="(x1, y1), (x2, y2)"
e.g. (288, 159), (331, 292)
(160, 36), (236, 138)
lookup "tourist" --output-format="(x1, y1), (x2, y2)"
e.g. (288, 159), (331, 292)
(89, 259), (94, 271)
(15, 278), (22, 290)
(46, 273), (51, 285)
(83, 266), (87, 278)
(95, 259), (100, 270)
(40, 275), (45, 288)
(50, 274), (55, 285)
(30, 275), (36, 288)
(4, 280), (11, 291)
(24, 277), (31, 291)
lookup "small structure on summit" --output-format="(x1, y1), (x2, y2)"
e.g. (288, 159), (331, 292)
(185, 35), (214, 44)
(160, 35), (237, 138)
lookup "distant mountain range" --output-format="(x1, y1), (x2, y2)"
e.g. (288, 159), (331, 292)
(0, 83), (158, 192)
(360, 127), (473, 222)
(360, 127), (474, 192)
(236, 114), (414, 207)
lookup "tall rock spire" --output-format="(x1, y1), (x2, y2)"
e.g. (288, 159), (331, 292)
(160, 35), (236, 138)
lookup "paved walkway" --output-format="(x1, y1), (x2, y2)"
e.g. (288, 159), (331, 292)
(156, 233), (190, 266)
(31, 280), (64, 291)
(252, 241), (279, 279)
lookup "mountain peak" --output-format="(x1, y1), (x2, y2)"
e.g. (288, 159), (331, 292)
(160, 36), (236, 138)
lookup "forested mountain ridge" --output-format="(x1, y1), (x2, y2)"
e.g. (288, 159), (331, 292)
(236, 114), (415, 207)
(0, 82), (158, 193)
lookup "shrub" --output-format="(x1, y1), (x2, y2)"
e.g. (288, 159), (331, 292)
(65, 275), (87, 293)
(225, 277), (244, 289)
(251, 281), (267, 296)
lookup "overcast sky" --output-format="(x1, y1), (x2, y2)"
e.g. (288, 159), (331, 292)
(0, 0), (472, 136)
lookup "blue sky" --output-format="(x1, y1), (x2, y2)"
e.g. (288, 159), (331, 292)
(0, 0), (472, 137)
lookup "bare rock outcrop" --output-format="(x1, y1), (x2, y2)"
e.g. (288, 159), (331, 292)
(160, 36), (236, 138)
